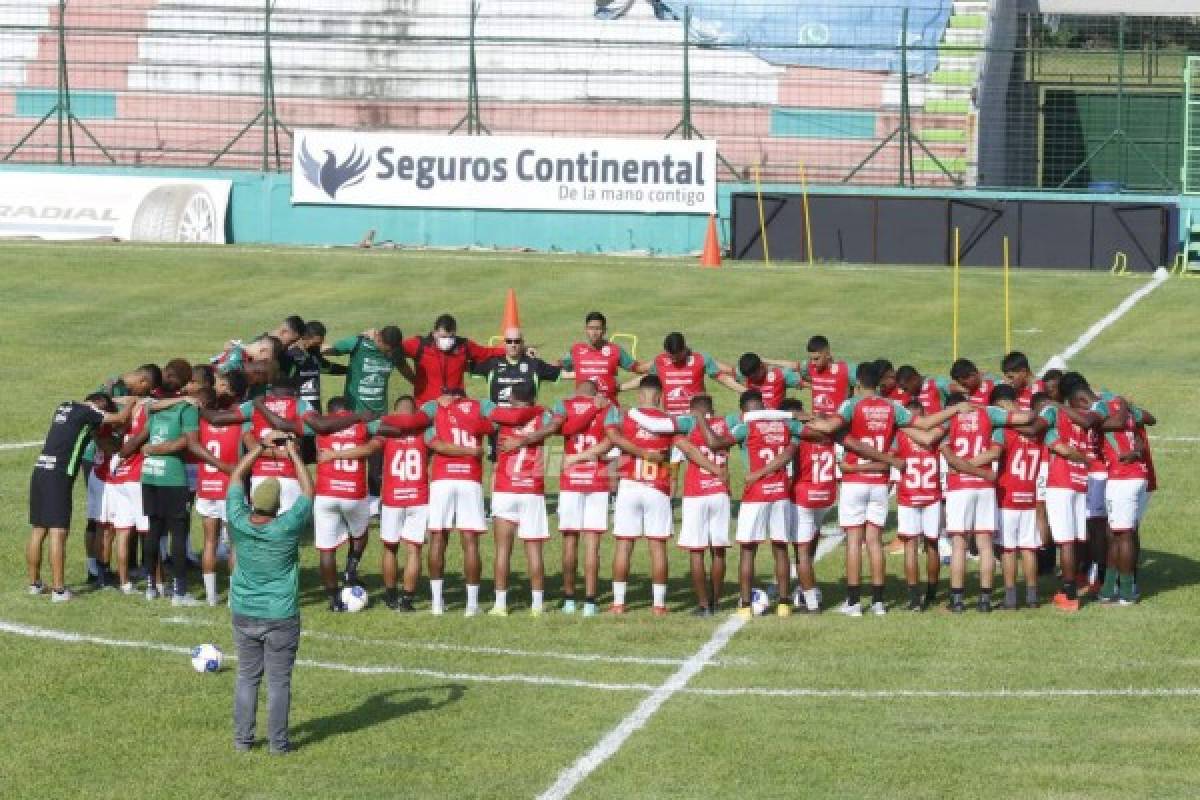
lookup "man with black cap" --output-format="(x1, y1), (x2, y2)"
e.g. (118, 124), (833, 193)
(225, 432), (314, 755)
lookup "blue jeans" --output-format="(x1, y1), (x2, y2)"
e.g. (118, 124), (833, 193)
(232, 613), (300, 752)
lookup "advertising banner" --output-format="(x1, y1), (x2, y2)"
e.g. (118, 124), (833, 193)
(0, 173), (231, 243)
(291, 131), (716, 214)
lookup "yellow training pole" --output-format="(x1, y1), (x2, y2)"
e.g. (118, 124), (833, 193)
(799, 162), (814, 266)
(952, 227), (960, 361)
(1003, 235), (1012, 354)
(754, 163), (770, 266)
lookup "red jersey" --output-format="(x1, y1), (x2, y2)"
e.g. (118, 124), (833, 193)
(1101, 399), (1149, 481)
(917, 377), (946, 415)
(996, 427), (1043, 510)
(608, 407), (674, 496)
(197, 418), (241, 501)
(1044, 406), (1089, 491)
(554, 396), (614, 494)
(1013, 379), (1046, 411)
(109, 403), (148, 484)
(565, 341), (634, 402)
(380, 419), (430, 508)
(945, 406), (1002, 490)
(426, 398), (492, 483)
(740, 366), (798, 410)
(895, 432), (941, 507)
(401, 336), (503, 406)
(732, 416), (795, 503)
(493, 408), (551, 495)
(653, 351), (718, 416)
(315, 416), (370, 499)
(247, 395), (309, 479)
(887, 386), (912, 405)
(968, 377), (997, 407)
(806, 360), (854, 415)
(678, 415), (729, 498)
(791, 434), (837, 508)
(838, 395), (906, 486)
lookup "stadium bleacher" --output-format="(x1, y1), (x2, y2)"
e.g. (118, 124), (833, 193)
(0, 0), (994, 185)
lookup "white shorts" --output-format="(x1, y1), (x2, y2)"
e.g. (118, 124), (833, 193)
(679, 494), (731, 550)
(104, 481), (148, 532)
(944, 488), (997, 534)
(939, 454), (950, 492)
(186, 463), (198, 492)
(1035, 461), (1049, 503)
(1106, 478), (1147, 532)
(195, 497), (227, 522)
(1000, 508), (1039, 551)
(838, 483), (889, 528)
(250, 476), (302, 514)
(427, 479), (486, 533)
(897, 503), (941, 541)
(1045, 487), (1087, 544)
(736, 499), (793, 544)
(557, 490), (608, 533)
(612, 479), (672, 539)
(380, 504), (429, 545)
(793, 504), (832, 545)
(492, 492), (549, 540)
(86, 472), (106, 521)
(1086, 474), (1108, 519)
(313, 495), (371, 551)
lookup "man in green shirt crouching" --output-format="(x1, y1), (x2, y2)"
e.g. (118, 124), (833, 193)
(226, 433), (314, 754)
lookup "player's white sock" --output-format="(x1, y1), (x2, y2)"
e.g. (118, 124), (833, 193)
(431, 579), (445, 608)
(494, 589), (507, 611)
(652, 583), (667, 608)
(803, 588), (820, 611)
(531, 590), (544, 611)
(86, 557), (98, 577)
(202, 573), (217, 605)
(466, 584), (480, 610)
(789, 562), (798, 582)
(613, 581), (627, 606)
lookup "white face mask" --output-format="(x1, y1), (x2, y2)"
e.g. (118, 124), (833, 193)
(435, 335), (456, 352)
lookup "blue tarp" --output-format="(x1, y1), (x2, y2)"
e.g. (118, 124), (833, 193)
(660, 1), (953, 74)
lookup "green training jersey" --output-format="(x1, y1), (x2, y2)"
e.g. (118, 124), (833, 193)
(140, 403), (199, 487)
(330, 335), (397, 414)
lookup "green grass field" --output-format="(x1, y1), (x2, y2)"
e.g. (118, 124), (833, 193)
(1, 243), (1198, 799)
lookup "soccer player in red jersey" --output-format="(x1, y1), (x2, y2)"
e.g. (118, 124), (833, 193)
(310, 396), (378, 611)
(675, 394), (732, 616)
(798, 335), (858, 416)
(949, 358), (998, 407)
(421, 390), (498, 616)
(604, 376), (682, 614)
(735, 353), (803, 410)
(551, 380), (619, 616)
(193, 387), (242, 605)
(487, 385), (561, 616)
(104, 366), (159, 594)
(990, 386), (1047, 610)
(940, 391), (1034, 613)
(781, 399), (836, 612)
(1001, 352), (1045, 411)
(808, 362), (967, 616)
(895, 365), (952, 415)
(892, 402), (948, 611)
(560, 311), (642, 403)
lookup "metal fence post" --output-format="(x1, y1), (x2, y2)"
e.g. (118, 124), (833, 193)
(450, 0), (490, 135)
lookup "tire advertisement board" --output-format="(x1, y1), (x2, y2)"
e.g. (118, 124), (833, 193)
(0, 173), (231, 243)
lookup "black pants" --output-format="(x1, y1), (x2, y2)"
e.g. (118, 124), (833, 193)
(367, 449), (383, 499)
(142, 484), (192, 595)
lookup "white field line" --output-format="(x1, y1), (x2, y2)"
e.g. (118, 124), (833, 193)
(2, 618), (1195, 701)
(1149, 436), (1200, 442)
(157, 616), (746, 668)
(1038, 269), (1169, 374)
(535, 615), (747, 800)
(0, 441), (39, 451)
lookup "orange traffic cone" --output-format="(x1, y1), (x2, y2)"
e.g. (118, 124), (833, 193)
(699, 214), (722, 268)
(501, 288), (521, 334)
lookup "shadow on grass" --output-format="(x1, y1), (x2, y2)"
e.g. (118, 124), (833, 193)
(291, 684), (466, 749)
(1134, 548), (1198, 600)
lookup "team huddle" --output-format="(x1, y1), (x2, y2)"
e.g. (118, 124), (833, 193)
(26, 311), (1158, 618)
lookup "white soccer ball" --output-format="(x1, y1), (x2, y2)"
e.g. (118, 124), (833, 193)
(341, 585), (369, 612)
(190, 643), (224, 673)
(750, 588), (770, 616)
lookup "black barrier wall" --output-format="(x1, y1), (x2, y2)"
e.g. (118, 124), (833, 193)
(731, 194), (1178, 271)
